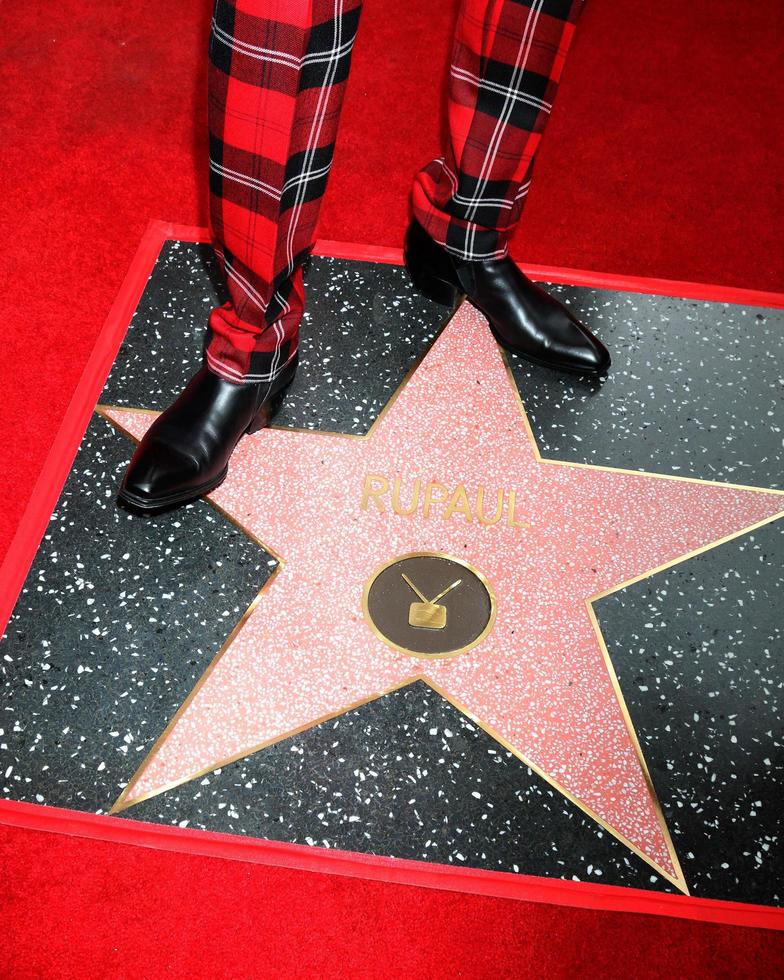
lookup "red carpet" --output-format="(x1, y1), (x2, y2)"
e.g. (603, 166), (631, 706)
(1, 821), (782, 978)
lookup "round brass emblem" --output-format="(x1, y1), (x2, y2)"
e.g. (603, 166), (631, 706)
(362, 552), (496, 659)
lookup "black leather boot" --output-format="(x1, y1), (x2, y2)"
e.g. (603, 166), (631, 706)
(404, 219), (610, 375)
(118, 355), (298, 513)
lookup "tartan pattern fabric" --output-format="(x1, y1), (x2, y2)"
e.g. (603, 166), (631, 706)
(205, 0), (583, 384)
(411, 0), (585, 261)
(205, 0), (363, 384)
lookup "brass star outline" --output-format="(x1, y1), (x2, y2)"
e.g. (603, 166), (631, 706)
(96, 301), (784, 894)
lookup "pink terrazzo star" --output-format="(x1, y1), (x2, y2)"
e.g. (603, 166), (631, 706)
(101, 303), (783, 890)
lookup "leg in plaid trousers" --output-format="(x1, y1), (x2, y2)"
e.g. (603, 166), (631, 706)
(205, 0), (587, 384)
(119, 0), (610, 512)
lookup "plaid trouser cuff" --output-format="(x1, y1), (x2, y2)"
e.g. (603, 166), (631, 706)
(411, 0), (585, 261)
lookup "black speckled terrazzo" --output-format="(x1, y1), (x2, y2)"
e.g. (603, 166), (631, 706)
(509, 289), (784, 490)
(0, 415), (272, 812)
(101, 241), (445, 434)
(2, 237), (782, 906)
(128, 681), (674, 893)
(595, 519), (784, 905)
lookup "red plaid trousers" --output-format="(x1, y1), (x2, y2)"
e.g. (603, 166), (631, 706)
(205, 0), (584, 384)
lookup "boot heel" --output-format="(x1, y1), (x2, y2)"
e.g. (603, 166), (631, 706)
(246, 377), (294, 434)
(404, 250), (460, 308)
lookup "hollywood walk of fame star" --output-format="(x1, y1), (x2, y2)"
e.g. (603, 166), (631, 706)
(99, 301), (783, 891)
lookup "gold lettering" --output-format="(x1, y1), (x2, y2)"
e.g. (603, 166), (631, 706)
(391, 475), (421, 516)
(476, 486), (504, 526)
(361, 473), (389, 513)
(507, 489), (530, 528)
(361, 473), (529, 531)
(423, 481), (449, 519)
(444, 484), (473, 524)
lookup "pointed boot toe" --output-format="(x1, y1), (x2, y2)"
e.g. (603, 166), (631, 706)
(579, 332), (611, 375)
(119, 443), (211, 512)
(546, 311), (612, 376)
(404, 219), (611, 377)
(117, 357), (298, 514)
